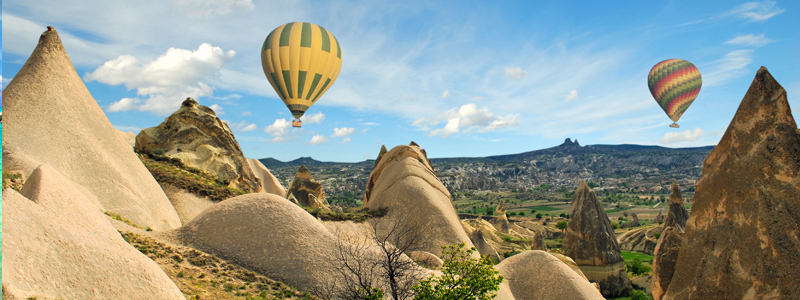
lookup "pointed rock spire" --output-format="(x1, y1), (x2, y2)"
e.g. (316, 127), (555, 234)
(664, 67), (800, 299)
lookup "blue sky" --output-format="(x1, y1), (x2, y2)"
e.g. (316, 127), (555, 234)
(2, 1), (799, 162)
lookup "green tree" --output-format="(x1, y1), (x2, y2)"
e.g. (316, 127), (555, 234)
(630, 289), (653, 300)
(535, 213), (543, 219)
(587, 181), (598, 188)
(556, 220), (568, 232)
(411, 243), (504, 300)
(623, 212), (628, 218)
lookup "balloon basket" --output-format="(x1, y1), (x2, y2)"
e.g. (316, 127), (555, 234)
(292, 119), (302, 128)
(669, 123), (680, 128)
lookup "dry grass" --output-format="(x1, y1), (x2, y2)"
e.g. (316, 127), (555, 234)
(121, 232), (318, 300)
(2, 170), (24, 192)
(138, 152), (245, 202)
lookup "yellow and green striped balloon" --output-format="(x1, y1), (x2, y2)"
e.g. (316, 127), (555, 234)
(647, 59), (702, 125)
(261, 22), (342, 121)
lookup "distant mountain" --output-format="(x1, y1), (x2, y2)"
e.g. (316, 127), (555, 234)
(258, 156), (374, 169)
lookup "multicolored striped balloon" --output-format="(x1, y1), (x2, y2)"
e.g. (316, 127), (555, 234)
(261, 22), (342, 127)
(647, 59), (702, 126)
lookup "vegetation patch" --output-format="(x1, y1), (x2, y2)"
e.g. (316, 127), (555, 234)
(104, 211), (143, 229)
(303, 206), (387, 222)
(621, 251), (654, 262)
(2, 170), (24, 192)
(120, 231), (317, 300)
(530, 205), (560, 211)
(137, 152), (245, 202)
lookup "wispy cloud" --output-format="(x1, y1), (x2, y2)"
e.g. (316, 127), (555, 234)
(309, 135), (329, 145)
(171, 0), (255, 20)
(416, 103), (520, 137)
(241, 111), (252, 117)
(85, 43), (236, 115)
(469, 96), (484, 101)
(724, 34), (773, 47)
(564, 89), (578, 103)
(264, 119), (295, 142)
(332, 127), (356, 138)
(440, 90), (451, 99)
(658, 127), (708, 144)
(504, 67), (528, 80)
(703, 50), (754, 87)
(209, 104), (224, 115)
(728, 1), (785, 22)
(232, 120), (257, 132)
(300, 112), (325, 124)
(360, 122), (380, 126)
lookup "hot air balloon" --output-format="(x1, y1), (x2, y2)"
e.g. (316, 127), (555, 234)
(647, 59), (702, 128)
(261, 22), (342, 127)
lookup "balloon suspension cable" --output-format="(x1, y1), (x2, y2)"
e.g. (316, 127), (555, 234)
(669, 123), (680, 128)
(292, 118), (302, 128)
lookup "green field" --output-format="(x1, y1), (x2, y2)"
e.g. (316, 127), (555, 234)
(530, 206), (560, 211)
(621, 251), (654, 262)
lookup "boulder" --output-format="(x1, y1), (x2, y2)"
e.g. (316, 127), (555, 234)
(664, 182), (689, 231)
(363, 143), (474, 257)
(530, 231), (547, 251)
(664, 67), (800, 299)
(496, 250), (604, 300)
(469, 229), (502, 264)
(563, 180), (632, 297)
(617, 225), (664, 255)
(631, 276), (653, 296)
(247, 158), (286, 196)
(2, 164), (183, 299)
(1, 28), (180, 231)
(284, 165), (329, 209)
(135, 98), (261, 193)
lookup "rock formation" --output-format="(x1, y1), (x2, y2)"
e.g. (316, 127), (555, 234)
(409, 251), (444, 269)
(651, 226), (684, 300)
(563, 180), (632, 297)
(630, 213), (640, 227)
(654, 212), (664, 224)
(2, 165), (184, 299)
(363, 143), (475, 257)
(531, 231), (547, 251)
(496, 250), (604, 300)
(617, 224), (664, 255)
(285, 165), (329, 210)
(2, 27), (180, 231)
(135, 97), (261, 193)
(247, 158), (286, 196)
(664, 67), (800, 299)
(494, 198), (511, 233)
(469, 229), (502, 264)
(664, 181), (689, 231)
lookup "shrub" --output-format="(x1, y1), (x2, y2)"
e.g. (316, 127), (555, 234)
(626, 259), (651, 276)
(630, 289), (654, 300)
(612, 222), (620, 229)
(153, 149), (166, 156)
(519, 211), (526, 216)
(556, 220), (568, 232)
(536, 213), (543, 219)
(412, 243), (504, 300)
(654, 232), (661, 239)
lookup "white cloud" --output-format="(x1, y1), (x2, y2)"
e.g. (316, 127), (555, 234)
(658, 127), (708, 144)
(300, 112), (325, 124)
(420, 103), (520, 137)
(332, 127), (356, 138)
(241, 111), (252, 117)
(469, 96), (484, 101)
(341, 137), (352, 144)
(724, 34), (773, 47)
(728, 1), (785, 22)
(209, 104), (224, 115)
(171, 0), (255, 20)
(504, 67), (528, 80)
(440, 90), (451, 99)
(232, 120), (257, 132)
(360, 122), (380, 126)
(264, 119), (293, 142)
(564, 89), (578, 103)
(703, 50), (754, 87)
(309, 135), (329, 145)
(86, 43), (236, 115)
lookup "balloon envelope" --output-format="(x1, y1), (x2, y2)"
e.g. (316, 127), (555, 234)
(647, 59), (701, 123)
(261, 22), (342, 119)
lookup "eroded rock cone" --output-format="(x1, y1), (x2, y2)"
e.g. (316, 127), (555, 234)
(285, 165), (328, 210)
(630, 213), (640, 227)
(2, 27), (180, 230)
(655, 212), (665, 224)
(664, 181), (689, 231)
(494, 198), (511, 233)
(469, 229), (502, 264)
(530, 231), (547, 251)
(664, 67), (800, 299)
(563, 180), (631, 297)
(135, 98), (261, 193)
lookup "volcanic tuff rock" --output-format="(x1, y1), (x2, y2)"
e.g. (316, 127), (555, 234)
(247, 158), (286, 196)
(363, 143), (475, 257)
(494, 198), (511, 233)
(664, 67), (800, 299)
(2, 165), (183, 299)
(654, 212), (664, 224)
(531, 231), (547, 251)
(469, 229), (502, 264)
(285, 165), (329, 210)
(652, 226), (684, 300)
(563, 180), (632, 297)
(496, 251), (604, 300)
(617, 225), (664, 255)
(2, 28), (180, 230)
(136, 98), (261, 193)
(630, 213), (640, 227)
(664, 181), (689, 231)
